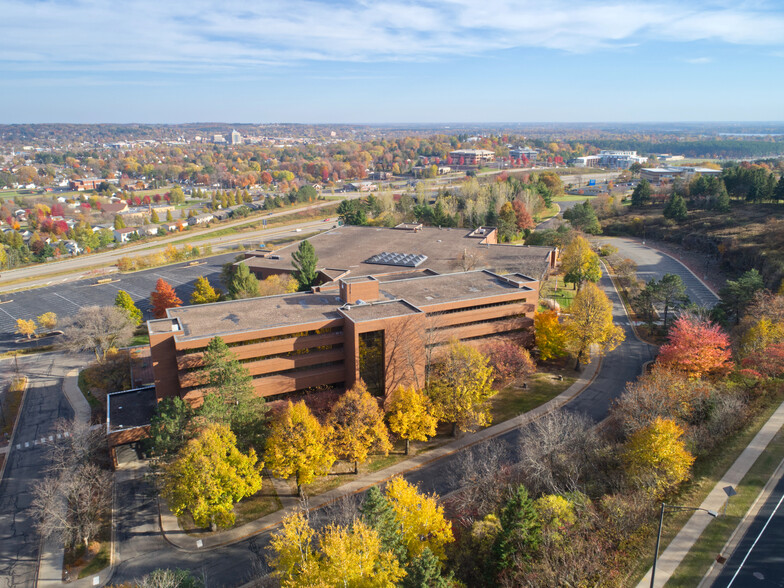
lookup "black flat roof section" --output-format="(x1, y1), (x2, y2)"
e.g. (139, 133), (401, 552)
(107, 386), (157, 433)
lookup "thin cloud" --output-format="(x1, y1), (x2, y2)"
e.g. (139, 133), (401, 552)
(1, 0), (783, 74)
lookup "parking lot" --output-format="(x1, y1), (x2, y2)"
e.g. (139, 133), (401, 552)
(0, 251), (241, 353)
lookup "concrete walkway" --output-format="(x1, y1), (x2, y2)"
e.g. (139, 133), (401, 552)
(160, 357), (601, 552)
(636, 399), (784, 588)
(38, 369), (105, 588)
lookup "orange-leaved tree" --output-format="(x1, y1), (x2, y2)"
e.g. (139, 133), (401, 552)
(657, 316), (732, 379)
(150, 277), (182, 318)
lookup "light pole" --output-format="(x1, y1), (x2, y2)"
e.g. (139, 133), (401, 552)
(650, 503), (719, 588)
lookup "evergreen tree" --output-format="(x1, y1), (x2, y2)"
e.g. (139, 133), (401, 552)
(150, 208), (160, 223)
(360, 486), (406, 562)
(775, 176), (784, 203)
(114, 289), (142, 325)
(663, 193), (688, 221)
(114, 214), (126, 229)
(227, 264), (261, 299)
(563, 200), (601, 234)
(493, 485), (541, 573)
(166, 209), (173, 222)
(402, 548), (452, 588)
(149, 397), (195, 457)
(291, 239), (319, 291)
(631, 179), (652, 206)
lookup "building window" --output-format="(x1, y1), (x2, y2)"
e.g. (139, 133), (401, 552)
(359, 330), (385, 396)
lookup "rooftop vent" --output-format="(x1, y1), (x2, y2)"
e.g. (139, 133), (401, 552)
(365, 252), (428, 268)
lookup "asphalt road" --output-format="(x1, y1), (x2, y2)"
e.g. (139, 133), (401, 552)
(0, 353), (85, 588)
(711, 472), (784, 587)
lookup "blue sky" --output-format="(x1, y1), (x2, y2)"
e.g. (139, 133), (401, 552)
(1, 0), (784, 123)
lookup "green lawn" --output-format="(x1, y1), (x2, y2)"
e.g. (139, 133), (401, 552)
(539, 274), (577, 310)
(555, 195), (599, 202)
(489, 369), (577, 423)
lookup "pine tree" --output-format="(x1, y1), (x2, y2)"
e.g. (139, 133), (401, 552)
(663, 193), (688, 221)
(631, 179), (652, 206)
(114, 289), (142, 325)
(166, 209), (173, 222)
(227, 264), (261, 299)
(291, 239), (319, 291)
(360, 486), (406, 562)
(493, 484), (541, 573)
(150, 278), (182, 318)
(150, 208), (160, 223)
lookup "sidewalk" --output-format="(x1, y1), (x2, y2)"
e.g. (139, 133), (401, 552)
(160, 357), (602, 552)
(37, 369), (101, 588)
(636, 398), (784, 588)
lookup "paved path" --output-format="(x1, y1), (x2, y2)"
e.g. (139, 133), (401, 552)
(636, 399), (784, 588)
(0, 353), (85, 588)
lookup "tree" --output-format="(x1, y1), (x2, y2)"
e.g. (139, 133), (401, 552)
(386, 477), (454, 560)
(534, 310), (569, 361)
(360, 486), (407, 562)
(563, 201), (601, 234)
(166, 209), (174, 222)
(482, 339), (536, 383)
(511, 200), (535, 231)
(663, 193), (688, 221)
(493, 484), (541, 573)
(401, 548), (451, 588)
(151, 278), (182, 318)
(657, 316), (732, 379)
(15, 318), (36, 339)
(198, 336), (267, 451)
(268, 511), (318, 583)
(652, 273), (688, 329)
(149, 397), (196, 458)
(190, 276), (222, 305)
(138, 569), (203, 588)
(114, 214), (126, 229)
(36, 312), (58, 332)
(386, 386), (438, 455)
(428, 340), (495, 436)
(265, 401), (335, 495)
(328, 381), (392, 473)
(623, 417), (695, 498)
(162, 424), (263, 530)
(498, 201), (518, 242)
(564, 282), (624, 369)
(631, 179), (652, 206)
(59, 306), (135, 362)
(291, 239), (319, 291)
(150, 208), (160, 223)
(226, 263), (261, 299)
(560, 236), (601, 289)
(257, 274), (299, 296)
(114, 289), (142, 325)
(718, 269), (766, 325)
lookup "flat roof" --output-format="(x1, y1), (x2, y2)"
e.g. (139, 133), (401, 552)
(242, 225), (551, 281)
(107, 386), (157, 433)
(339, 300), (422, 322)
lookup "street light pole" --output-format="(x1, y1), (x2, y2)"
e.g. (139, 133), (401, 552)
(650, 503), (719, 588)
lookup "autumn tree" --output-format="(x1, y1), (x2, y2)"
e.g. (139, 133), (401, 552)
(114, 289), (142, 325)
(257, 274), (299, 296)
(386, 477), (454, 560)
(534, 310), (569, 361)
(657, 316), (732, 379)
(560, 235), (601, 289)
(386, 386), (438, 455)
(59, 306), (135, 362)
(511, 200), (535, 230)
(151, 278), (182, 318)
(482, 339), (536, 383)
(265, 401), (335, 496)
(563, 282), (624, 369)
(291, 239), (319, 291)
(114, 214), (126, 229)
(328, 381), (392, 473)
(36, 312), (58, 332)
(190, 276), (222, 305)
(162, 424), (263, 530)
(623, 417), (695, 498)
(15, 318), (37, 339)
(150, 208), (160, 223)
(428, 340), (496, 436)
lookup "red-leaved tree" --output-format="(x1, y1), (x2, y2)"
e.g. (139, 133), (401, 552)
(151, 278), (182, 319)
(482, 339), (536, 383)
(511, 200), (535, 231)
(742, 343), (784, 379)
(657, 316), (732, 379)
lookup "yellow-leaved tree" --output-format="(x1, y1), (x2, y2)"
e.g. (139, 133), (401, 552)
(269, 513), (404, 588)
(162, 423), (263, 530)
(428, 340), (495, 436)
(190, 276), (222, 305)
(265, 401), (335, 495)
(386, 477), (454, 560)
(623, 416), (695, 498)
(386, 385), (438, 455)
(560, 235), (601, 289)
(15, 318), (37, 339)
(328, 381), (392, 473)
(563, 281), (624, 369)
(36, 312), (58, 332)
(534, 310), (569, 361)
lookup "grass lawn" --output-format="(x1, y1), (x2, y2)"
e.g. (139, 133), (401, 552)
(77, 370), (104, 411)
(178, 476), (282, 536)
(666, 396), (784, 586)
(539, 273), (577, 310)
(555, 195), (599, 202)
(489, 368), (577, 423)
(535, 203), (561, 223)
(626, 386), (784, 586)
(130, 331), (150, 346)
(64, 522), (111, 580)
(0, 346), (54, 359)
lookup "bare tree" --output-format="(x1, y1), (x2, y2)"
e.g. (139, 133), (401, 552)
(47, 418), (106, 475)
(58, 305), (136, 363)
(451, 439), (510, 523)
(516, 411), (601, 496)
(138, 568), (205, 588)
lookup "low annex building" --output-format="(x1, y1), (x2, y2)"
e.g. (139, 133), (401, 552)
(147, 225), (556, 406)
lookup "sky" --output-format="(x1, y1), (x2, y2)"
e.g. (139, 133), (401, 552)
(1, 0), (784, 124)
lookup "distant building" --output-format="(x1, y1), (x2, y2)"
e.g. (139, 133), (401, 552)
(113, 227), (138, 243)
(70, 178), (118, 191)
(448, 149), (496, 166)
(572, 151), (647, 169)
(509, 147), (539, 163)
(231, 129), (242, 145)
(640, 166), (722, 184)
(212, 134), (226, 144)
(188, 213), (214, 226)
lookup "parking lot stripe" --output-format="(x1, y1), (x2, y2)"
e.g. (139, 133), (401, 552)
(0, 306), (16, 320)
(53, 292), (83, 308)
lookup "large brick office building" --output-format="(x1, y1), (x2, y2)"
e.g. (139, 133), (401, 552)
(146, 224), (556, 406)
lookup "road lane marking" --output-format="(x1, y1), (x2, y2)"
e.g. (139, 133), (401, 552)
(727, 491), (784, 587)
